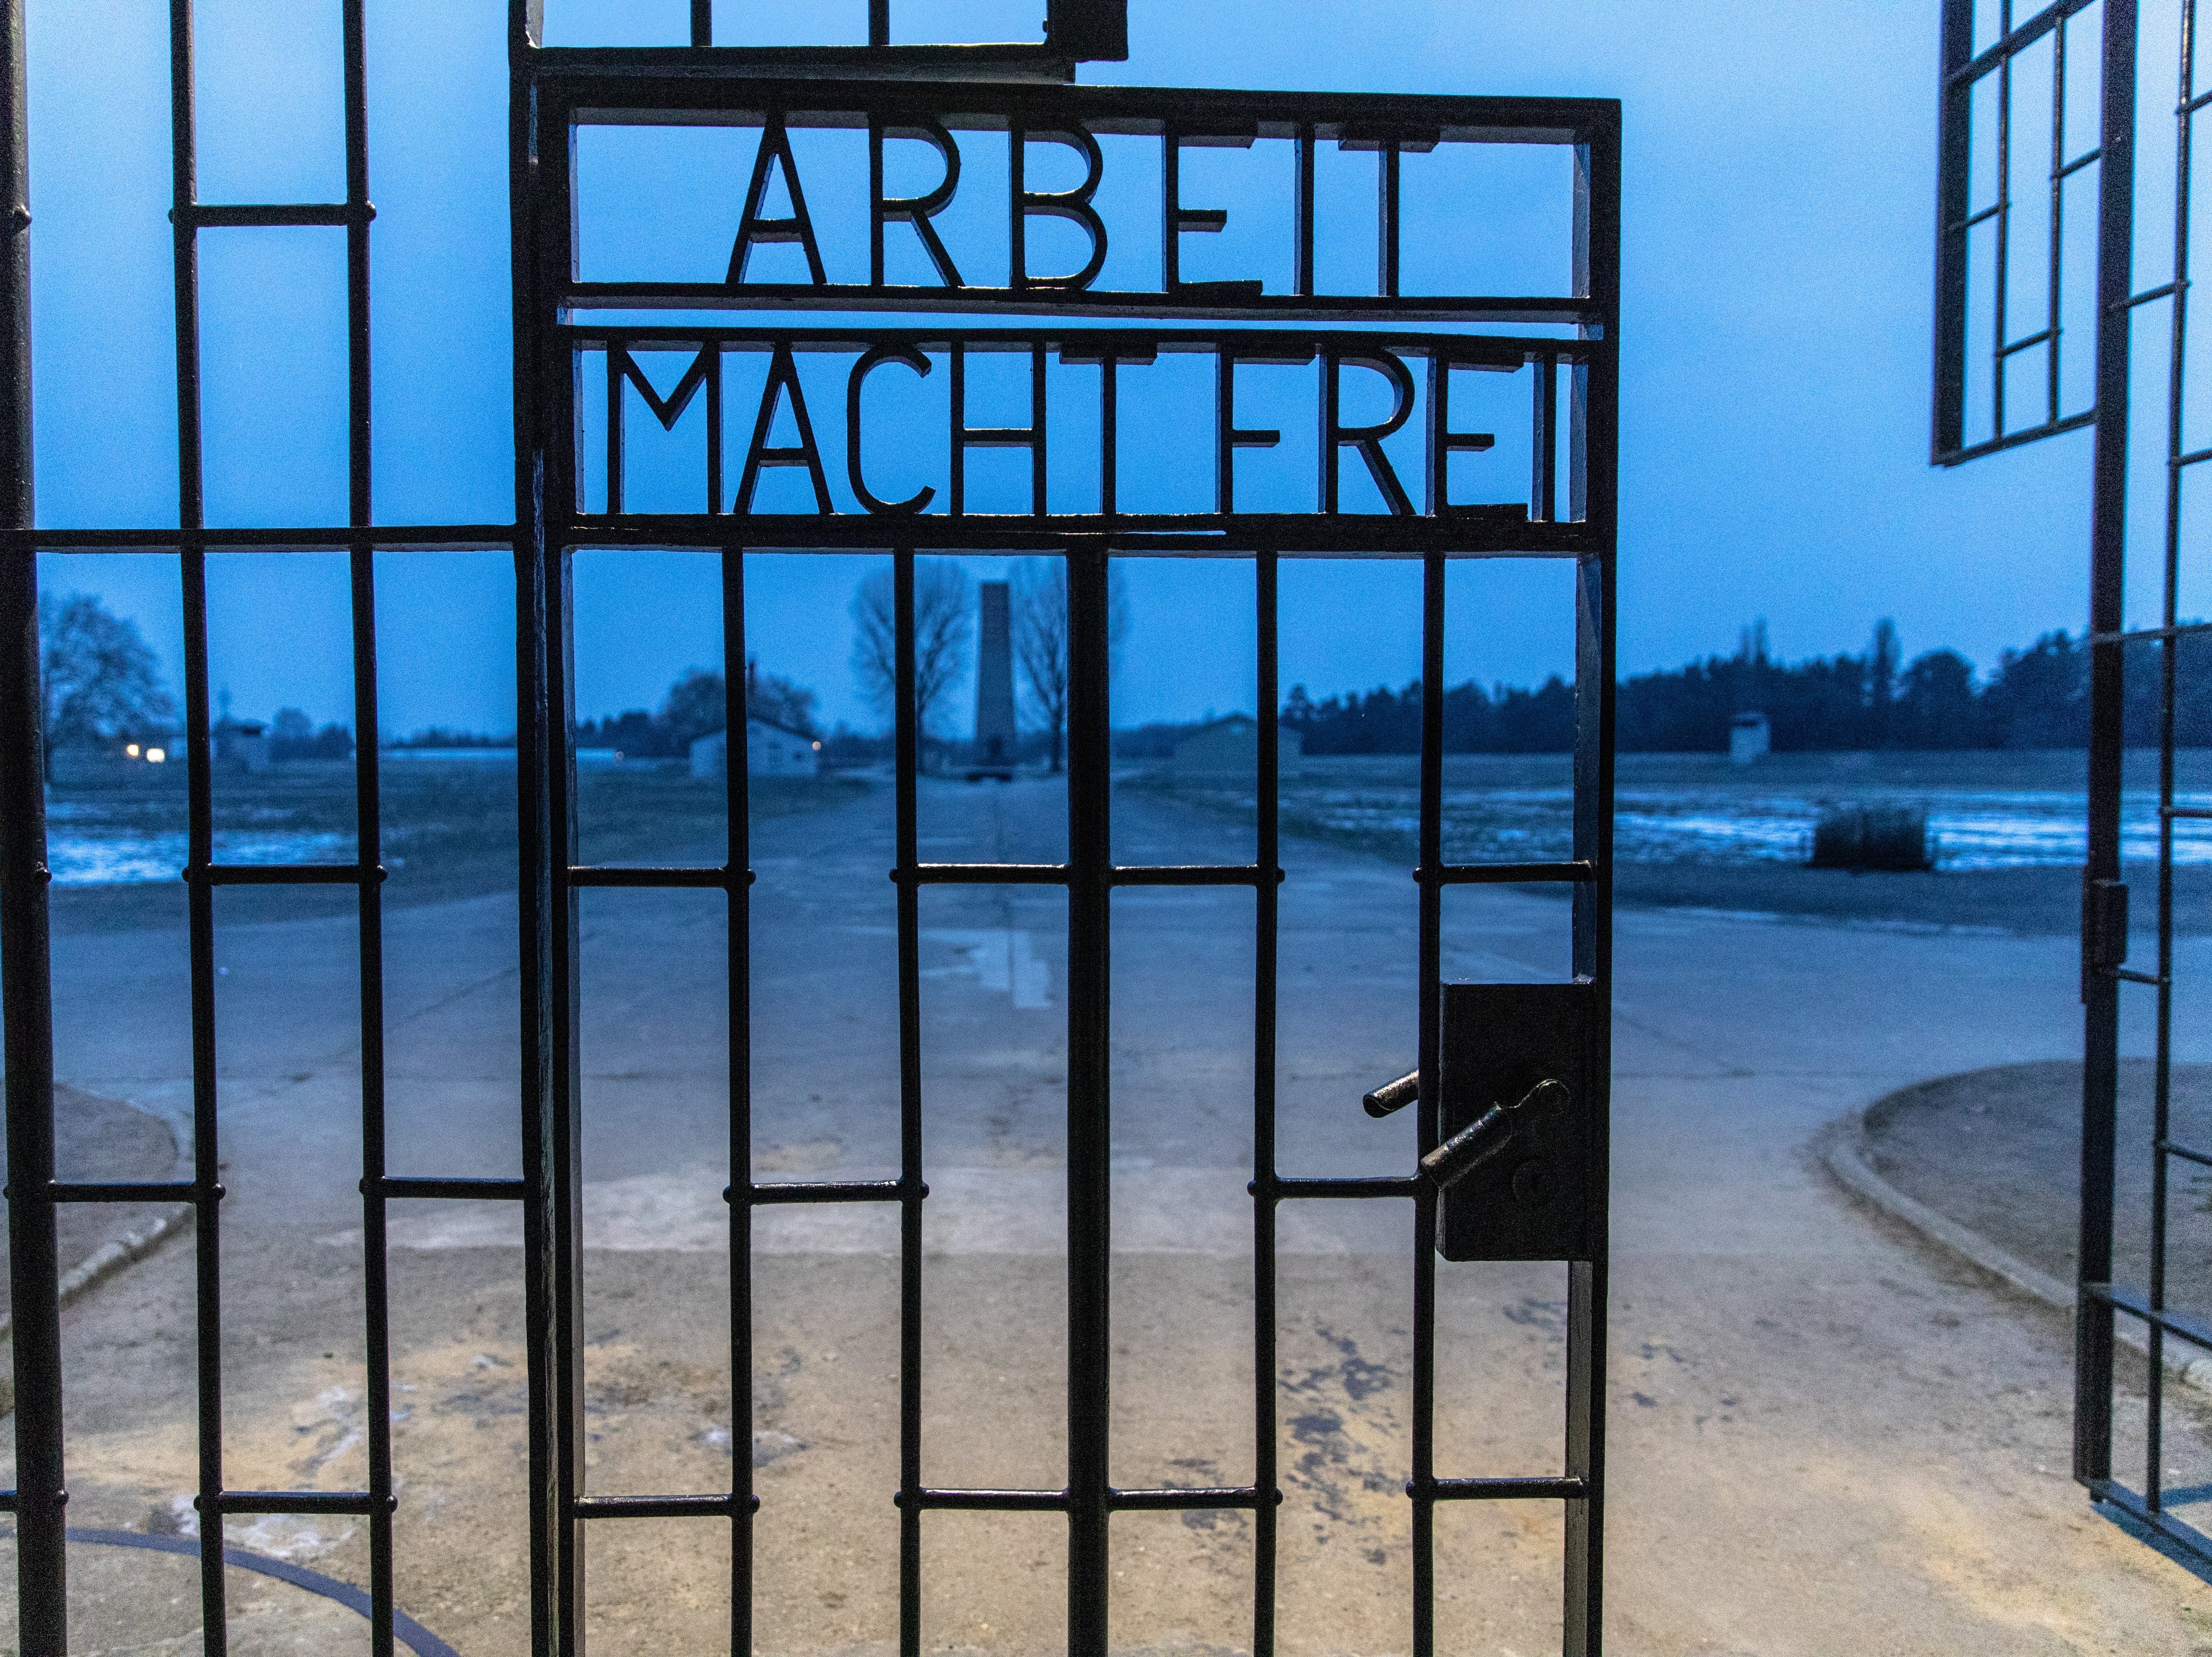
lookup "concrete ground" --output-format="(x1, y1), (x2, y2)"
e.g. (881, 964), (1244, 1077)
(5, 774), (2212, 1655)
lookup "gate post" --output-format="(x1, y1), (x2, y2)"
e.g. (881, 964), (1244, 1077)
(2074, 0), (2138, 1492)
(0, 0), (68, 1642)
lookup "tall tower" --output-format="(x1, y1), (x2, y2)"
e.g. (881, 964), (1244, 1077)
(973, 579), (1017, 777)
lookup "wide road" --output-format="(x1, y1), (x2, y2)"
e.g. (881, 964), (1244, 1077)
(10, 773), (2210, 1656)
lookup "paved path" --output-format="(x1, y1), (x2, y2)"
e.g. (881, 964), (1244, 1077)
(7, 775), (2211, 1655)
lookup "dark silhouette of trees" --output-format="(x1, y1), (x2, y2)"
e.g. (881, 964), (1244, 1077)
(1009, 557), (1130, 774)
(1272, 620), (2212, 755)
(39, 592), (175, 749)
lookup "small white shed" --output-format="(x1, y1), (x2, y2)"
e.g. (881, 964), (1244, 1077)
(691, 720), (820, 779)
(1729, 711), (1771, 766)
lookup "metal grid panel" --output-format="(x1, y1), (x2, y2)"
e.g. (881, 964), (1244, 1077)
(0, 8), (1619, 1656)
(1933, 0), (2107, 463)
(1935, 0), (2212, 1574)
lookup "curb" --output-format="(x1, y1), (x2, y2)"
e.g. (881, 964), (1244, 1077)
(1818, 1105), (2212, 1397)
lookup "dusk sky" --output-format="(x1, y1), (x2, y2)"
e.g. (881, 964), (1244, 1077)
(25, 2), (2125, 736)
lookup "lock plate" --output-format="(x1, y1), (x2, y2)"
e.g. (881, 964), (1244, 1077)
(1436, 980), (1601, 1262)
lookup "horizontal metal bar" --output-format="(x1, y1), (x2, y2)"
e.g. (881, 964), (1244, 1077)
(189, 863), (380, 886)
(569, 322), (1597, 361)
(0, 1491), (14, 1513)
(2, 524), (514, 551)
(2092, 1284), (2212, 1352)
(2058, 146), (2102, 178)
(202, 1491), (389, 1516)
(2089, 618), (2212, 645)
(566, 864), (741, 889)
(1268, 1175), (1419, 1200)
(2108, 965), (2165, 985)
(902, 862), (1067, 885)
(566, 292), (1604, 326)
(371, 1177), (527, 1201)
(1424, 1475), (1588, 1501)
(48, 1180), (198, 1204)
(1110, 864), (1274, 887)
(2163, 806), (2212, 819)
(1935, 409), (2098, 466)
(2120, 280), (2185, 310)
(2157, 1138), (2212, 1171)
(532, 42), (1082, 80)
(1946, 0), (2098, 88)
(177, 203), (371, 228)
(571, 1494), (753, 1518)
(2090, 1478), (2212, 1568)
(1953, 202), (2005, 233)
(1107, 1486), (1271, 1511)
(744, 1179), (914, 1205)
(898, 1488), (1070, 1512)
(2176, 446), (2212, 469)
(1999, 328), (2056, 357)
(2187, 87), (2212, 116)
(1423, 860), (1595, 885)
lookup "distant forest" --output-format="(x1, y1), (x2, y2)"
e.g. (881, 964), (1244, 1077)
(1271, 622), (2212, 756)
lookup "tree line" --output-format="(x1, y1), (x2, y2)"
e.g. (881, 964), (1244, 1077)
(1281, 621), (2212, 755)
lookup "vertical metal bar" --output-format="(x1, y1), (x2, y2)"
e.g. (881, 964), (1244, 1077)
(2077, 0), (2139, 1494)
(1066, 539), (1113, 1657)
(1935, 0), (1976, 457)
(605, 346), (624, 517)
(1566, 113), (1617, 1655)
(1409, 552), (1444, 1657)
(1995, 40), (2016, 431)
(725, 545), (754, 1651)
(0, 0), (62, 1637)
(1251, 550), (1279, 1657)
(508, 7), (571, 1654)
(1564, 547), (1614, 1656)
(2148, 0), (2198, 1514)
(691, 0), (711, 48)
(2049, 17), (2068, 427)
(895, 546), (923, 1657)
(1377, 141), (1400, 298)
(167, 0), (233, 1642)
(339, 0), (397, 1643)
(1294, 126), (1315, 298)
(870, 0), (890, 48)
(351, 543), (395, 1654)
(1530, 353), (1555, 523)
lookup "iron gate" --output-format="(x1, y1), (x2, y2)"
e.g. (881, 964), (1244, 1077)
(1933, 0), (2211, 1567)
(0, 3), (1620, 1651)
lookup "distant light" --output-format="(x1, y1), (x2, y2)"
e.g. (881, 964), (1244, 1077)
(812, 740), (821, 750)
(125, 743), (140, 757)
(145, 747), (166, 763)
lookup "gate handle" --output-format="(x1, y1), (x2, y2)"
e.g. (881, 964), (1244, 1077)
(1420, 1078), (1570, 1192)
(1362, 1070), (1419, 1118)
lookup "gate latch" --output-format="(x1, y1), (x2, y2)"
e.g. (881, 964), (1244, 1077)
(2082, 873), (2130, 1002)
(1436, 979), (1600, 1263)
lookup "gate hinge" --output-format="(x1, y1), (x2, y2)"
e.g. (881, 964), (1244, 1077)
(2082, 872), (2129, 1001)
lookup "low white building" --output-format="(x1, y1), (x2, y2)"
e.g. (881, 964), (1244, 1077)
(1172, 714), (1304, 779)
(690, 720), (820, 779)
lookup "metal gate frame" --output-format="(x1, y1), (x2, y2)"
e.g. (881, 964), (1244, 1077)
(0, 4), (1620, 1653)
(1933, 0), (2212, 1568)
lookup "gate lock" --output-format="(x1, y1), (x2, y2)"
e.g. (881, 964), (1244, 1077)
(1363, 980), (1601, 1263)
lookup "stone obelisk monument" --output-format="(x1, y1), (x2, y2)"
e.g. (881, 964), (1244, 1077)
(971, 579), (1017, 779)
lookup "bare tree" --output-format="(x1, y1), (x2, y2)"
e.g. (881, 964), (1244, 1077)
(40, 592), (175, 750)
(1010, 558), (1128, 774)
(850, 559), (975, 748)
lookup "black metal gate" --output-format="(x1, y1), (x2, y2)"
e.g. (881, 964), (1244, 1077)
(0, 4), (1620, 1651)
(1933, 0), (2210, 1567)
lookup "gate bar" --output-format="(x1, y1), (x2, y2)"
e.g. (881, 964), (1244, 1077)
(0, 0), (65, 1638)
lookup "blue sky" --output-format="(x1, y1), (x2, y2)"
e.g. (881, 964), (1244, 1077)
(24, 2), (2105, 735)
